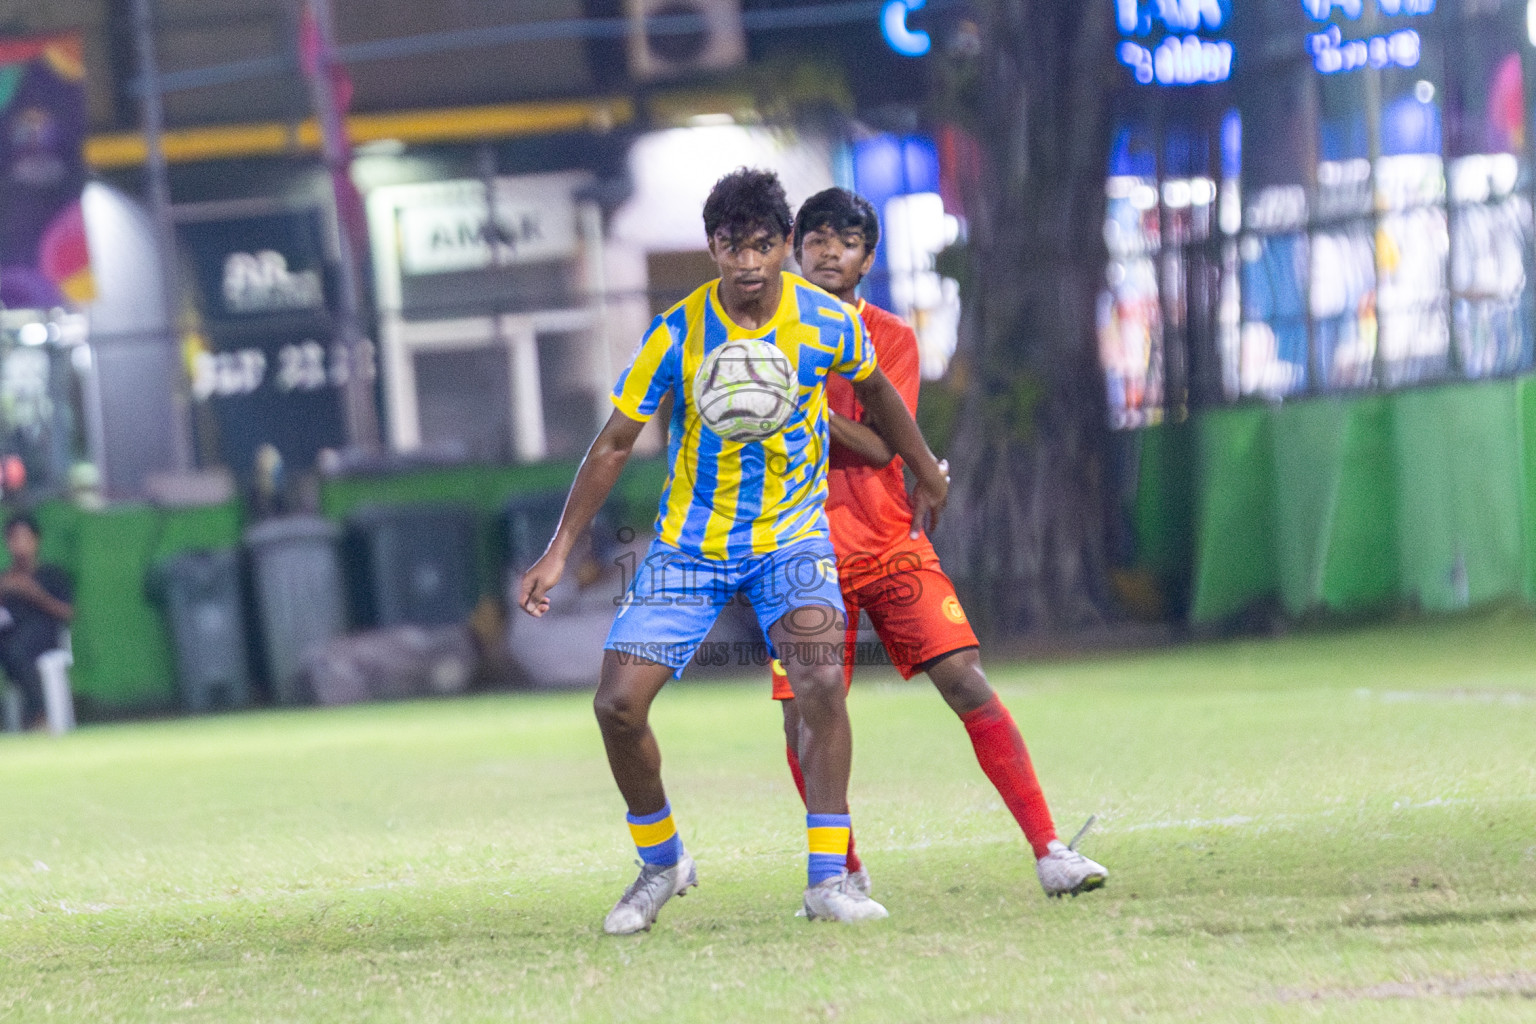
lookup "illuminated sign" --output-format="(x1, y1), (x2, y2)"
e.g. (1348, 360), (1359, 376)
(1303, 0), (1429, 73)
(1302, 0), (1432, 18)
(1117, 0), (1226, 33)
(1116, 0), (1232, 85)
(881, 0), (931, 57)
(1115, 0), (1432, 84)
(1308, 25), (1420, 72)
(222, 250), (323, 315)
(1119, 36), (1234, 85)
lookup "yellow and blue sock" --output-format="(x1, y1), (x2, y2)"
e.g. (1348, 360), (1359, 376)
(627, 802), (684, 867)
(807, 813), (851, 886)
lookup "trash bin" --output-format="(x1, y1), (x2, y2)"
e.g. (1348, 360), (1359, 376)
(502, 494), (628, 690)
(504, 491), (569, 575)
(344, 503), (479, 628)
(149, 548), (252, 713)
(504, 493), (621, 575)
(246, 516), (346, 706)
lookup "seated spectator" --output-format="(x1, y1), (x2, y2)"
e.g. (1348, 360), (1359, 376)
(0, 514), (73, 730)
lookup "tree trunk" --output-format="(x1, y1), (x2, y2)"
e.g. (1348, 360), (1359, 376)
(933, 0), (1121, 637)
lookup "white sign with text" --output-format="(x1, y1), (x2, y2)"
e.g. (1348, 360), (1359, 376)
(395, 176), (581, 276)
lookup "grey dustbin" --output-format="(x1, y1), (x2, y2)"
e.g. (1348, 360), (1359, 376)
(245, 516), (346, 705)
(344, 503), (479, 628)
(149, 548), (252, 713)
(502, 494), (624, 690)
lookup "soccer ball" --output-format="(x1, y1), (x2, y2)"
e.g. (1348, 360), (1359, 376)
(692, 339), (797, 443)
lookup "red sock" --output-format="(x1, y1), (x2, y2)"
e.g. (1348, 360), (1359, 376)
(961, 695), (1058, 859)
(785, 744), (862, 874)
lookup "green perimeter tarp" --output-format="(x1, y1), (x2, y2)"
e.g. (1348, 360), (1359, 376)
(1127, 421), (1195, 613)
(0, 500), (246, 713)
(1392, 383), (1523, 612)
(1156, 376), (1533, 624)
(1270, 395), (1398, 617)
(1188, 406), (1276, 623)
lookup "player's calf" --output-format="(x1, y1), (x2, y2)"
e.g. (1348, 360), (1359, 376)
(782, 660), (852, 814)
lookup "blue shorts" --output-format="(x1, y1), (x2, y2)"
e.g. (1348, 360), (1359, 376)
(605, 535), (846, 678)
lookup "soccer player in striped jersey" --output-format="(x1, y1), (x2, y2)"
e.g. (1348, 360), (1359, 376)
(518, 169), (951, 933)
(769, 187), (1109, 898)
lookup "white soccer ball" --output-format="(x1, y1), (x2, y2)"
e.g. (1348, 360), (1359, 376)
(692, 339), (796, 443)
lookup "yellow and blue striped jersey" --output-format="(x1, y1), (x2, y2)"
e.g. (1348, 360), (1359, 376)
(612, 272), (877, 560)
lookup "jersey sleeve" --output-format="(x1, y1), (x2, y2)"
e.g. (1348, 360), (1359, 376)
(611, 313), (680, 422)
(831, 304), (878, 382)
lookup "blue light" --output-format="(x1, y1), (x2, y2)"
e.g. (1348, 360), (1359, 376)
(1154, 0), (1225, 31)
(1118, 0), (1226, 35)
(1119, 34), (1233, 84)
(881, 0), (931, 57)
(1117, 0), (1141, 33)
(1221, 108), (1241, 177)
(1381, 90), (1441, 155)
(853, 135), (940, 203)
(1109, 124), (1158, 177)
(1301, 0), (1363, 23)
(1302, 0), (1431, 18)
(1302, 0), (1430, 20)
(851, 133), (941, 310)
(1308, 25), (1419, 73)
(1119, 41), (1156, 83)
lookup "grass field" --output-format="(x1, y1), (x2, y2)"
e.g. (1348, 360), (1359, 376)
(2, 611), (1535, 1022)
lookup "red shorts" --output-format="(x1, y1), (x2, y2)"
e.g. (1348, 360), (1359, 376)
(770, 549), (979, 700)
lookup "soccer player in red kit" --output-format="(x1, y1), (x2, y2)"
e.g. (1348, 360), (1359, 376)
(771, 188), (1108, 898)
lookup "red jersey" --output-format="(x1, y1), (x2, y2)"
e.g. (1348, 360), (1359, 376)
(825, 300), (926, 570)
(772, 300), (979, 697)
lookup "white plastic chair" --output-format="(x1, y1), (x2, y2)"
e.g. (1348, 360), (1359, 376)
(38, 628), (74, 735)
(0, 629), (74, 735)
(1, 683), (19, 733)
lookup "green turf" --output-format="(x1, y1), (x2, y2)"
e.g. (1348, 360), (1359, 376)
(3, 611), (1536, 1022)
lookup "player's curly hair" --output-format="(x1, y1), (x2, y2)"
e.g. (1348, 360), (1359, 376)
(793, 188), (880, 257)
(703, 168), (793, 245)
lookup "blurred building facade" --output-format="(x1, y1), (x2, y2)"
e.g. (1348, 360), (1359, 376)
(1099, 0), (1534, 429)
(0, 0), (973, 500)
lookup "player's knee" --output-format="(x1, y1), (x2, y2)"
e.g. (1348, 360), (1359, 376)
(927, 648), (991, 712)
(593, 687), (647, 735)
(939, 671), (991, 710)
(785, 662), (843, 709)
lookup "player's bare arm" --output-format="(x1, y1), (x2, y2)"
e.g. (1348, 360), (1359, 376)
(519, 409), (645, 617)
(849, 367), (949, 536)
(0, 570), (73, 622)
(829, 410), (894, 467)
